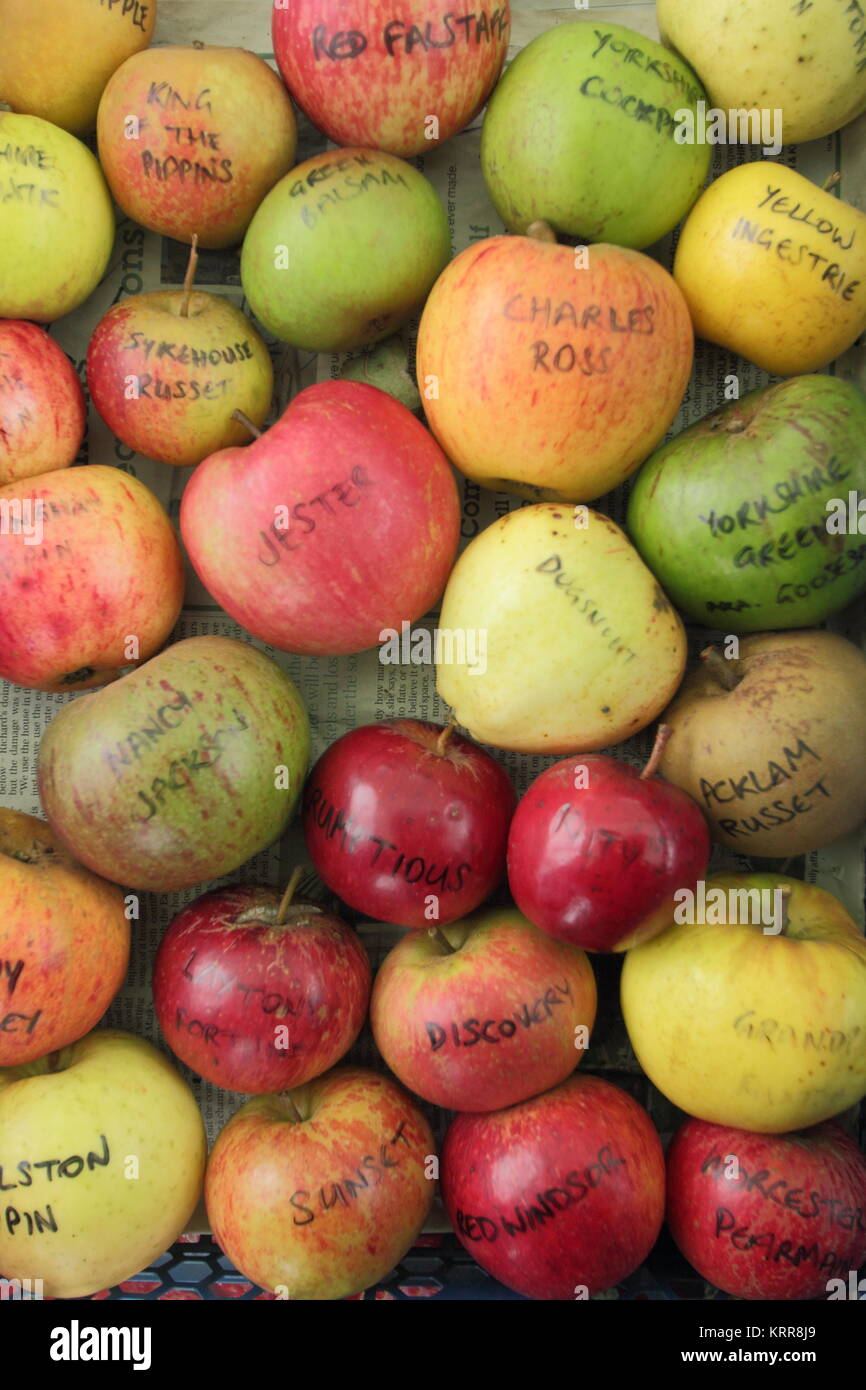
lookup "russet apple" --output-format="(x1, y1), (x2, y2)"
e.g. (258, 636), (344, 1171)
(205, 1066), (435, 1299)
(416, 234), (693, 502)
(272, 0), (510, 156)
(441, 1073), (665, 1299)
(0, 809), (130, 1066)
(153, 878), (371, 1094)
(370, 907), (597, 1112)
(621, 873), (866, 1133)
(37, 635), (311, 893)
(0, 1029), (206, 1298)
(0, 0), (156, 136)
(666, 1116), (866, 1301)
(240, 148), (451, 352)
(0, 321), (85, 485)
(97, 45), (297, 249)
(674, 162), (866, 375)
(435, 504), (687, 754)
(0, 113), (115, 322)
(0, 464), (184, 692)
(480, 20), (710, 247)
(180, 381), (460, 657)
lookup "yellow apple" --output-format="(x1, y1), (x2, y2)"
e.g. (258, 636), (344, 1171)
(0, 1030), (206, 1297)
(435, 503), (687, 754)
(658, 0), (866, 145)
(674, 161), (866, 375)
(0, 0), (156, 136)
(621, 874), (866, 1133)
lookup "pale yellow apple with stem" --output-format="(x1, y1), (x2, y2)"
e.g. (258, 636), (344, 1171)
(435, 503), (687, 754)
(0, 1031), (207, 1298)
(621, 874), (866, 1134)
(674, 162), (866, 375)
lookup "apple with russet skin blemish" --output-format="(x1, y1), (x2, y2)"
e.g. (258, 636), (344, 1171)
(0, 321), (85, 485)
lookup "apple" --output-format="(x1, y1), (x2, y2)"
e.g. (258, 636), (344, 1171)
(0, 1029), (206, 1298)
(480, 20), (710, 247)
(0, 0), (156, 136)
(370, 907), (597, 1112)
(87, 240), (273, 468)
(0, 809), (130, 1066)
(301, 719), (515, 928)
(339, 335), (421, 412)
(0, 113), (114, 322)
(205, 1066), (435, 1300)
(180, 381), (460, 657)
(435, 504), (687, 754)
(0, 321), (85, 485)
(659, 631), (866, 857)
(153, 875), (371, 1094)
(415, 233), (694, 502)
(666, 1115), (866, 1301)
(658, 0), (866, 145)
(673, 162), (866, 376)
(507, 727), (711, 954)
(440, 1073), (665, 1300)
(37, 635), (311, 893)
(272, 0), (510, 157)
(0, 464), (184, 692)
(621, 873), (866, 1134)
(240, 147), (451, 352)
(96, 45), (297, 249)
(627, 375), (866, 632)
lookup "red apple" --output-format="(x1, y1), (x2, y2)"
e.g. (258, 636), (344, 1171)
(272, 0), (510, 157)
(0, 808), (130, 1066)
(205, 1065), (435, 1299)
(153, 879), (371, 1094)
(302, 719), (515, 928)
(180, 380), (460, 657)
(370, 906), (596, 1111)
(666, 1116), (866, 1300)
(0, 321), (85, 485)
(507, 727), (711, 952)
(441, 1073), (665, 1299)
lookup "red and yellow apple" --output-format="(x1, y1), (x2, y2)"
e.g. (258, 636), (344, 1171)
(0, 321), (85, 484)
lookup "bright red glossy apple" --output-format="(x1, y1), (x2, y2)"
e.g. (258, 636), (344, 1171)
(153, 877), (371, 1094)
(507, 726), (711, 952)
(441, 1072), (665, 1299)
(370, 906), (596, 1111)
(666, 1116), (866, 1301)
(180, 380), (460, 657)
(302, 719), (516, 928)
(0, 321), (85, 484)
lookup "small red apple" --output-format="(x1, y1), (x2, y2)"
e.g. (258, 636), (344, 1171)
(507, 726), (711, 952)
(153, 876), (371, 1094)
(666, 1116), (866, 1300)
(370, 906), (596, 1111)
(0, 321), (85, 485)
(441, 1072), (665, 1299)
(302, 719), (516, 928)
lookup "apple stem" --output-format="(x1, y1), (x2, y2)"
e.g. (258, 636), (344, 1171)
(275, 866), (305, 926)
(640, 724), (671, 780)
(526, 219), (557, 244)
(700, 645), (743, 691)
(179, 234), (199, 318)
(231, 408), (262, 440)
(430, 926), (456, 954)
(822, 171), (842, 193)
(46, 1050), (62, 1073)
(777, 884), (792, 933)
(434, 716), (457, 757)
(282, 1092), (304, 1123)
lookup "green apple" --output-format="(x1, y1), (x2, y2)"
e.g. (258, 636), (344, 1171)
(627, 375), (866, 631)
(37, 635), (311, 893)
(240, 148), (451, 352)
(480, 21), (710, 248)
(339, 336), (420, 412)
(0, 1030), (207, 1299)
(435, 503), (687, 754)
(0, 112), (114, 322)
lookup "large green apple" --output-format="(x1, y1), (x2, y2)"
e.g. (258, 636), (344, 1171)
(240, 147), (450, 352)
(627, 375), (866, 631)
(37, 635), (311, 892)
(0, 112), (115, 321)
(480, 21), (710, 248)
(0, 1030), (206, 1299)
